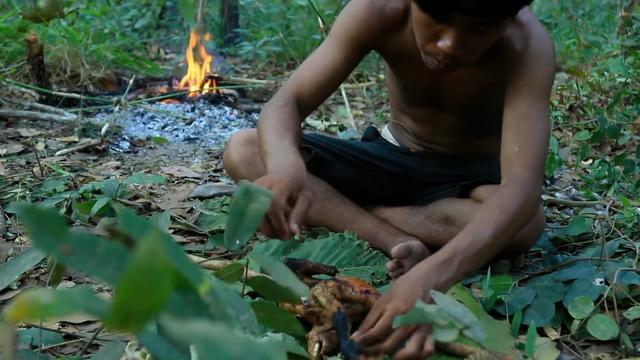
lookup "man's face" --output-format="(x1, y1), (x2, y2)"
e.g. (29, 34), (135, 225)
(411, 3), (511, 72)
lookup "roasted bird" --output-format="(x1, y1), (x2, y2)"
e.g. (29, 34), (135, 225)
(282, 258), (381, 360)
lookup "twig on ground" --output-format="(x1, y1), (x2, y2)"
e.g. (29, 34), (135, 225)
(542, 195), (609, 208)
(0, 109), (76, 122)
(435, 342), (509, 359)
(54, 138), (102, 157)
(31, 141), (45, 179)
(78, 325), (104, 356)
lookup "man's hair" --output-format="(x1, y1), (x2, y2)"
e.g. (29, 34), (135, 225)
(414, 0), (534, 20)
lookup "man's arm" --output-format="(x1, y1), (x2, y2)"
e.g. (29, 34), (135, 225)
(423, 24), (556, 290)
(255, 0), (403, 238)
(354, 18), (556, 358)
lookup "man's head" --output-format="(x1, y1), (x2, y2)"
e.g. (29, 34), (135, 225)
(411, 0), (534, 72)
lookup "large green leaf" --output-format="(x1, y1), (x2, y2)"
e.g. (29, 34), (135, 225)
(90, 341), (127, 360)
(522, 298), (555, 326)
(16, 206), (130, 285)
(0, 248), (45, 292)
(115, 207), (258, 332)
(3, 287), (108, 324)
(250, 253), (309, 300)
(16, 328), (64, 349)
(431, 290), (485, 345)
(528, 279), (566, 304)
(250, 231), (388, 285)
(393, 300), (451, 328)
(448, 284), (517, 355)
(104, 230), (177, 332)
(506, 287), (536, 314)
(622, 306), (640, 321)
(245, 275), (303, 304)
(562, 279), (605, 308)
(258, 333), (308, 358)
(161, 317), (286, 360)
(251, 300), (306, 336)
(224, 181), (271, 251)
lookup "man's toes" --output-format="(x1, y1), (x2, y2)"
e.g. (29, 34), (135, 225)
(386, 259), (403, 272)
(390, 243), (413, 260)
(390, 269), (406, 280)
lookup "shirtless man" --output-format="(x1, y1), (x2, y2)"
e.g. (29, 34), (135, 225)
(224, 0), (555, 358)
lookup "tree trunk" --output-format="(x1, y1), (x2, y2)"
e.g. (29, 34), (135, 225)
(220, 0), (240, 46)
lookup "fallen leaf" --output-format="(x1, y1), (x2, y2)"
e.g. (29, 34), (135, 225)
(154, 184), (196, 210)
(0, 161), (5, 176)
(161, 166), (202, 179)
(16, 128), (43, 137)
(35, 142), (45, 151)
(56, 135), (80, 143)
(189, 183), (236, 199)
(0, 144), (26, 156)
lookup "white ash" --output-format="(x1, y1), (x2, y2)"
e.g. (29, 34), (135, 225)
(94, 100), (258, 150)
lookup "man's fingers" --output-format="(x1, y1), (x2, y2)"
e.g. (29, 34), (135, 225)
(392, 325), (430, 360)
(420, 333), (435, 359)
(258, 219), (275, 237)
(267, 196), (290, 239)
(356, 313), (395, 346)
(353, 306), (383, 341)
(288, 190), (311, 235)
(363, 325), (416, 356)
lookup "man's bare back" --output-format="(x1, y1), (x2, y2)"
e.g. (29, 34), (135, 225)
(224, 0), (555, 357)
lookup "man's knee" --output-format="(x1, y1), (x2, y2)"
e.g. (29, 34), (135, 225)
(222, 129), (261, 181)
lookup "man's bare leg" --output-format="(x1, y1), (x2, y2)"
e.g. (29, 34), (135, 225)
(372, 187), (545, 277)
(223, 129), (430, 275)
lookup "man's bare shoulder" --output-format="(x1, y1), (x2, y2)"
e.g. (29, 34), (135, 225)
(335, 0), (409, 40)
(503, 9), (555, 67)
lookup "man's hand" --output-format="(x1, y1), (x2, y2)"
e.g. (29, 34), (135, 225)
(254, 173), (312, 239)
(352, 267), (435, 359)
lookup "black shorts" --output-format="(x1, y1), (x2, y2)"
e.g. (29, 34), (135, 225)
(300, 126), (501, 206)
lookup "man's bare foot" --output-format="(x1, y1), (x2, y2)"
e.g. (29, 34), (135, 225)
(386, 240), (430, 279)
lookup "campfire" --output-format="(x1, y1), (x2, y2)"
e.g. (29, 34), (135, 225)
(177, 29), (220, 97)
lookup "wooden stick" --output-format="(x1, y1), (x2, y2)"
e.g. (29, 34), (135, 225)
(542, 195), (609, 208)
(0, 109), (76, 122)
(54, 138), (102, 156)
(436, 342), (512, 360)
(3, 97), (75, 118)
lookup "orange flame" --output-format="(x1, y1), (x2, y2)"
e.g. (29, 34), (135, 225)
(179, 30), (216, 96)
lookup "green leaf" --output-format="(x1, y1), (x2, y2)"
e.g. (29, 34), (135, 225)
(258, 333), (308, 358)
(90, 341), (127, 360)
(213, 262), (246, 283)
(90, 196), (111, 217)
(250, 254), (309, 301)
(251, 300), (306, 336)
(568, 296), (595, 320)
(586, 314), (619, 341)
(137, 329), (190, 360)
(622, 306), (640, 321)
(124, 173), (167, 185)
(487, 275), (514, 294)
(506, 287), (536, 314)
(224, 181), (272, 251)
(16, 328), (64, 349)
(563, 279), (604, 308)
(161, 317), (286, 360)
(448, 285), (516, 355)
(150, 136), (169, 145)
(3, 287), (108, 323)
(433, 325), (460, 343)
(566, 216), (591, 236)
(552, 261), (597, 282)
(177, 0), (197, 25)
(245, 276), (303, 304)
(149, 210), (172, 233)
(574, 130), (592, 141)
(16, 206), (130, 285)
(393, 301), (451, 328)
(431, 290), (485, 344)
(522, 298), (555, 326)
(104, 230), (177, 332)
(528, 280), (566, 303)
(510, 309), (522, 337)
(524, 321), (537, 357)
(0, 248), (45, 292)
(250, 231), (388, 285)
